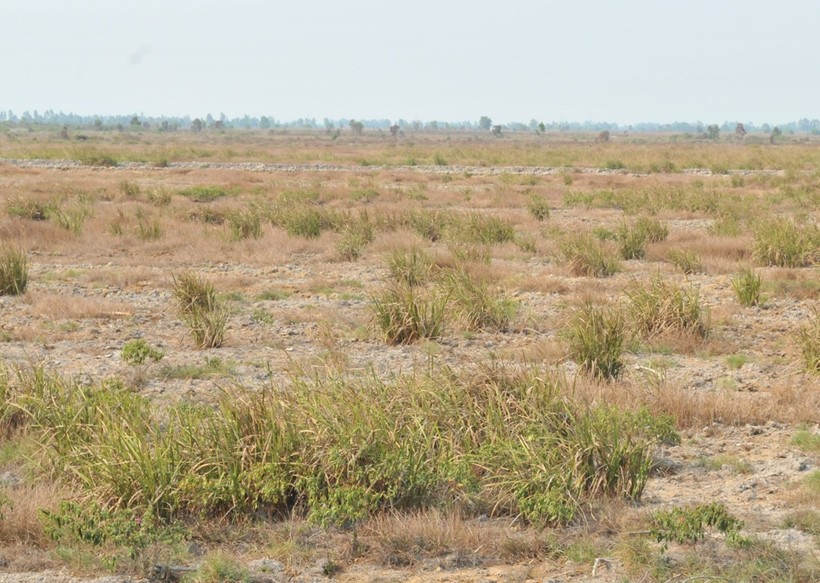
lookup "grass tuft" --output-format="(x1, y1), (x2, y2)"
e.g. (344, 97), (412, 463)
(731, 267), (764, 307)
(565, 302), (628, 379)
(0, 245), (29, 296)
(172, 273), (228, 349)
(558, 233), (620, 277)
(626, 274), (710, 339)
(371, 283), (448, 344)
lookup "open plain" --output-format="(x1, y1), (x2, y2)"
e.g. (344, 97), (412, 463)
(0, 129), (818, 582)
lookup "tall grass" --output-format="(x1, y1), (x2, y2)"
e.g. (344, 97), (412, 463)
(557, 233), (620, 277)
(798, 308), (820, 375)
(172, 273), (227, 349)
(2, 362), (677, 527)
(565, 303), (628, 379)
(387, 247), (434, 287)
(439, 268), (517, 331)
(752, 218), (820, 267)
(371, 284), (448, 344)
(0, 246), (29, 296)
(626, 274), (710, 339)
(731, 268), (764, 307)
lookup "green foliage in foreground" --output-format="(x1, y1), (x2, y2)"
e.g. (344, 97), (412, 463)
(650, 502), (746, 549)
(2, 363), (677, 528)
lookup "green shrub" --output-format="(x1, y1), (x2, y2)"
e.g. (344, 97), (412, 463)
(626, 274), (710, 338)
(666, 249), (702, 274)
(565, 303), (628, 379)
(387, 247), (434, 287)
(371, 284), (448, 344)
(527, 195), (551, 221)
(731, 268), (764, 307)
(439, 268), (517, 331)
(797, 308), (820, 374)
(172, 273), (227, 349)
(121, 340), (164, 366)
(752, 218), (820, 267)
(0, 246), (29, 296)
(557, 233), (620, 277)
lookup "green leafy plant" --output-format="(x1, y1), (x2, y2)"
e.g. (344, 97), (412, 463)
(0, 245), (29, 296)
(650, 502), (745, 549)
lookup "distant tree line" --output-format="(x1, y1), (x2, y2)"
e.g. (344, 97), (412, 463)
(0, 109), (818, 135)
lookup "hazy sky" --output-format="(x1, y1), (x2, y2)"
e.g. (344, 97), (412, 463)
(2, 1), (818, 124)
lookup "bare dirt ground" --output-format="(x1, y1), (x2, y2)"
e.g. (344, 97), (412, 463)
(0, 134), (818, 582)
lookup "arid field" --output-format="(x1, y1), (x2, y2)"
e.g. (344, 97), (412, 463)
(0, 129), (818, 582)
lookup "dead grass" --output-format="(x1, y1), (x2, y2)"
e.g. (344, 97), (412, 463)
(24, 293), (133, 320)
(0, 481), (71, 546)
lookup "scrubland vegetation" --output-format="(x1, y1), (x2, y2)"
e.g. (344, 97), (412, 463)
(0, 129), (818, 581)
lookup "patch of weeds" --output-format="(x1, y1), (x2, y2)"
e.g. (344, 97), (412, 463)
(0, 245), (29, 296)
(752, 218), (820, 267)
(135, 216), (163, 241)
(605, 159), (625, 170)
(666, 248), (702, 274)
(6, 197), (55, 220)
(725, 353), (750, 370)
(178, 186), (232, 202)
(732, 267), (764, 306)
(783, 509), (820, 536)
(791, 424), (820, 453)
(387, 247), (434, 287)
(257, 289), (292, 301)
(557, 233), (620, 277)
(591, 226), (616, 241)
(121, 339), (164, 386)
(433, 153), (448, 166)
(183, 552), (248, 583)
(615, 221), (648, 260)
(146, 188), (172, 207)
(350, 188), (379, 204)
(252, 308), (275, 325)
(449, 213), (515, 245)
(527, 194), (551, 221)
(696, 454), (753, 474)
(797, 308), (820, 374)
(447, 241), (492, 264)
(50, 205), (91, 234)
(634, 216), (669, 243)
(76, 150), (118, 167)
(371, 283), (448, 344)
(565, 302), (628, 379)
(161, 357), (236, 380)
(708, 213), (743, 237)
(514, 233), (537, 253)
(172, 272), (228, 349)
(650, 502), (746, 549)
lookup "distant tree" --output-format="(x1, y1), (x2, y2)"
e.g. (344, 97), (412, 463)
(479, 116), (492, 131)
(214, 120), (225, 131)
(160, 120), (170, 132)
(706, 124), (720, 140)
(389, 124), (400, 137)
(191, 118), (203, 133)
(130, 116), (141, 129)
(538, 122), (546, 134)
(597, 130), (611, 142)
(349, 120), (364, 136)
(492, 125), (503, 137)
(60, 126), (69, 140)
(735, 123), (747, 139)
(260, 116), (271, 129)
(93, 118), (103, 130)
(770, 127), (782, 144)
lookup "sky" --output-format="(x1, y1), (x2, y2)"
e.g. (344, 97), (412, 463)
(2, 0), (818, 125)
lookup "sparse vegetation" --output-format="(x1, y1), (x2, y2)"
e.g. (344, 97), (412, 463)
(666, 248), (702, 274)
(565, 302), (628, 379)
(172, 272), (228, 349)
(626, 274), (710, 339)
(732, 267), (764, 306)
(557, 232), (620, 277)
(752, 218), (820, 267)
(797, 308), (820, 374)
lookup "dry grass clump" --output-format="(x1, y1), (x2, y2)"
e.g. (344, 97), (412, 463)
(371, 283), (448, 344)
(626, 274), (710, 340)
(439, 267), (517, 332)
(172, 272), (228, 348)
(0, 245), (29, 295)
(752, 218), (820, 267)
(27, 293), (131, 320)
(527, 194), (551, 221)
(387, 247), (435, 287)
(564, 302), (628, 379)
(731, 267), (764, 307)
(557, 232), (620, 277)
(666, 248), (703, 274)
(336, 216), (374, 261)
(797, 308), (820, 374)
